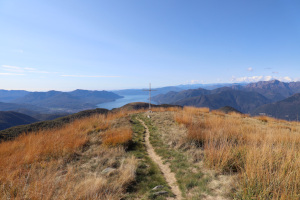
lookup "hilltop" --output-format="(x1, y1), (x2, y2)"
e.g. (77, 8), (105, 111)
(216, 106), (242, 114)
(0, 104), (298, 199)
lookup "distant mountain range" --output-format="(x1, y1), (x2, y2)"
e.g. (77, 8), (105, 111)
(12, 89), (122, 111)
(153, 80), (300, 120)
(112, 86), (184, 96)
(169, 89), (270, 113)
(112, 83), (243, 96)
(2, 80), (300, 130)
(236, 80), (299, 102)
(0, 89), (122, 122)
(0, 90), (29, 102)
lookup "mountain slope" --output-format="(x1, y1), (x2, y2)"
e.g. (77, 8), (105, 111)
(113, 86), (183, 96)
(0, 102), (50, 113)
(252, 93), (300, 120)
(175, 90), (271, 113)
(13, 91), (94, 111)
(69, 89), (122, 104)
(152, 88), (211, 104)
(0, 111), (38, 130)
(241, 80), (294, 102)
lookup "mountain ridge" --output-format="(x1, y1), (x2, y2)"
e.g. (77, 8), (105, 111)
(252, 93), (300, 121)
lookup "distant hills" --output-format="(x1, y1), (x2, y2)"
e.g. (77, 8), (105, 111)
(0, 90), (29, 102)
(153, 80), (300, 120)
(2, 79), (300, 129)
(252, 93), (300, 121)
(238, 80), (295, 102)
(113, 86), (184, 96)
(0, 89), (122, 120)
(174, 89), (270, 113)
(12, 89), (122, 112)
(112, 83), (243, 96)
(69, 89), (121, 104)
(0, 111), (38, 131)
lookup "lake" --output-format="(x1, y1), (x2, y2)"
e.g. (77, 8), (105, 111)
(97, 95), (156, 110)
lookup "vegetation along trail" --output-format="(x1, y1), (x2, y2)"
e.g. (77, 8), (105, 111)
(137, 118), (183, 200)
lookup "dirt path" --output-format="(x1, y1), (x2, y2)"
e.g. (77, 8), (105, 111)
(138, 119), (183, 200)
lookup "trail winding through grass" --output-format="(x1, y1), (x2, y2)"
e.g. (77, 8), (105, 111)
(138, 118), (183, 200)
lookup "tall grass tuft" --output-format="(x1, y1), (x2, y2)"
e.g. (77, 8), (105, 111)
(103, 127), (132, 146)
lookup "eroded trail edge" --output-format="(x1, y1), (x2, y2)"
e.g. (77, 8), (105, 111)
(138, 118), (183, 200)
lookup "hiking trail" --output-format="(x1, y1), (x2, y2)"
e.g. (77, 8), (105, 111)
(137, 118), (183, 200)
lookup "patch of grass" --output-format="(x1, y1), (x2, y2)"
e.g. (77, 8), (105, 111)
(124, 115), (173, 200)
(175, 106), (300, 199)
(141, 115), (210, 199)
(103, 127), (132, 147)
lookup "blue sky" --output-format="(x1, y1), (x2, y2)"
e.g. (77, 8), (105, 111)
(0, 0), (300, 91)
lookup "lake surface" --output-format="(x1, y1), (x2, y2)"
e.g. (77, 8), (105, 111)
(97, 95), (156, 110)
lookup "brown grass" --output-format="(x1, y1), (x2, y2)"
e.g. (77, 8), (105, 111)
(0, 111), (140, 200)
(103, 127), (132, 146)
(151, 106), (182, 112)
(254, 115), (276, 123)
(174, 107), (300, 199)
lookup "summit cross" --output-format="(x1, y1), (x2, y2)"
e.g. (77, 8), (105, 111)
(143, 83), (156, 110)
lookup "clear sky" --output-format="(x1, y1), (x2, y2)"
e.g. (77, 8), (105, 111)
(0, 0), (300, 91)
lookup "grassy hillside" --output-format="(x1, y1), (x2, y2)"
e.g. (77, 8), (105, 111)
(0, 110), (139, 200)
(0, 105), (299, 199)
(174, 107), (299, 199)
(0, 108), (108, 141)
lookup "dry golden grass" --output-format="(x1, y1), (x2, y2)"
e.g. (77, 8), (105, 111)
(211, 109), (226, 116)
(151, 106), (182, 112)
(103, 127), (132, 146)
(0, 111), (139, 200)
(254, 115), (277, 123)
(174, 107), (300, 199)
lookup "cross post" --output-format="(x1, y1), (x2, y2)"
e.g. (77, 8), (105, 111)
(143, 83), (157, 111)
